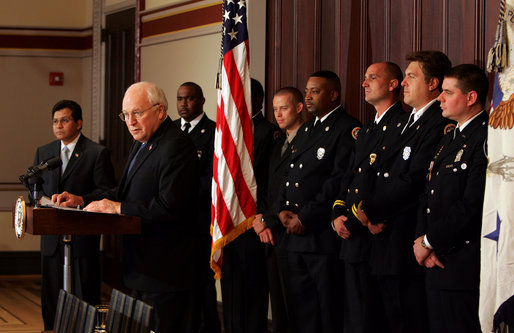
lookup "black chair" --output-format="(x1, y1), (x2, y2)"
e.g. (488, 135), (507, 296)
(106, 288), (153, 333)
(52, 289), (97, 333)
(130, 299), (153, 333)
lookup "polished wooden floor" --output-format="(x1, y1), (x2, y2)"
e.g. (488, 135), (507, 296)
(0, 275), (44, 332)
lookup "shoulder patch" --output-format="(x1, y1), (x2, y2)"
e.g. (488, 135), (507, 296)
(352, 127), (361, 140)
(273, 130), (282, 140)
(444, 123), (456, 135)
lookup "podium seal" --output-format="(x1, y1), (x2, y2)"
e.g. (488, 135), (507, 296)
(14, 196), (26, 239)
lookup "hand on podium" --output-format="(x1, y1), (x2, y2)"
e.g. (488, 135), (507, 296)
(84, 199), (121, 214)
(52, 191), (84, 208)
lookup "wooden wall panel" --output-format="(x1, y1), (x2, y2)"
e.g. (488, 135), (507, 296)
(266, 0), (499, 124)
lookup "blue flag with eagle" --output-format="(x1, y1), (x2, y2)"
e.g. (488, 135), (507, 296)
(480, 0), (514, 331)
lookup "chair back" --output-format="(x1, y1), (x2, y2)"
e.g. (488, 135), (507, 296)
(53, 289), (98, 333)
(129, 299), (153, 333)
(106, 288), (153, 333)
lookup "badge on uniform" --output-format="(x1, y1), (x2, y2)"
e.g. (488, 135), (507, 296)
(317, 147), (325, 160)
(402, 146), (411, 160)
(369, 153), (377, 165)
(454, 149), (463, 162)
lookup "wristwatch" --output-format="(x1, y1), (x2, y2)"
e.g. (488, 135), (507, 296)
(421, 237), (429, 249)
(260, 216), (267, 228)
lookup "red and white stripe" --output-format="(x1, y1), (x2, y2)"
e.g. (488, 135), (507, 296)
(211, 40), (256, 279)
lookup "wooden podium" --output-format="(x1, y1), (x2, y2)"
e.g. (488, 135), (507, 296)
(23, 206), (141, 236)
(13, 206), (141, 293)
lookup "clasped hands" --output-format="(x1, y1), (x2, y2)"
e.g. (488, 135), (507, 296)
(413, 236), (445, 269)
(50, 191), (121, 214)
(252, 214), (275, 245)
(278, 210), (305, 235)
(333, 201), (386, 239)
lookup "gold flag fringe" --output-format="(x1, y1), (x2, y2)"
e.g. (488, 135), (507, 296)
(210, 214), (255, 280)
(487, 0), (508, 73)
(489, 94), (514, 129)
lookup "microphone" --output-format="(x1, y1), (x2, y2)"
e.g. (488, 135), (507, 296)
(19, 157), (62, 183)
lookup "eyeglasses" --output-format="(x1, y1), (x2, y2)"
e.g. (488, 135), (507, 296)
(118, 104), (159, 122)
(53, 117), (72, 125)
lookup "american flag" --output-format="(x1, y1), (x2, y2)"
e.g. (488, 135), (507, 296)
(211, 0), (256, 279)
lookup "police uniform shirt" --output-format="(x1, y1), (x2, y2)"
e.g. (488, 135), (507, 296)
(180, 112), (205, 133)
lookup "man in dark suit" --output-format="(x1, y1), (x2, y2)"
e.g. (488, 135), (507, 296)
(357, 51), (454, 333)
(278, 70), (361, 333)
(174, 82), (220, 333)
(413, 64), (488, 333)
(56, 82), (200, 333)
(252, 86), (304, 333)
(220, 78), (279, 333)
(34, 99), (115, 330)
(332, 62), (405, 333)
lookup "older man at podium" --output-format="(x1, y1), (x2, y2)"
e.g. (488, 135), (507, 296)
(55, 82), (201, 333)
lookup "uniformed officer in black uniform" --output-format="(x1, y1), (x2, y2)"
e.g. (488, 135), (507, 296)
(253, 86), (305, 333)
(174, 82), (221, 333)
(413, 64), (488, 333)
(278, 70), (361, 333)
(356, 51), (455, 333)
(332, 61), (406, 333)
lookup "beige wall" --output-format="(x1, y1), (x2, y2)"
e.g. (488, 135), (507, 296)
(141, 33), (221, 120)
(0, 0), (91, 28)
(140, 0), (267, 119)
(0, 56), (93, 183)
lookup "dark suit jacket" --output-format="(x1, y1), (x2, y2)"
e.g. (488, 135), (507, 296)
(416, 112), (488, 290)
(253, 112), (280, 211)
(174, 114), (215, 229)
(34, 134), (115, 257)
(111, 117), (200, 292)
(333, 102), (406, 263)
(279, 106), (361, 254)
(362, 100), (455, 275)
(262, 132), (298, 246)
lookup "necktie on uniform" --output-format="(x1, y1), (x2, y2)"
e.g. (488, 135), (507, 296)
(183, 122), (191, 133)
(401, 113), (415, 135)
(61, 146), (70, 175)
(453, 128), (461, 141)
(281, 139), (290, 157)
